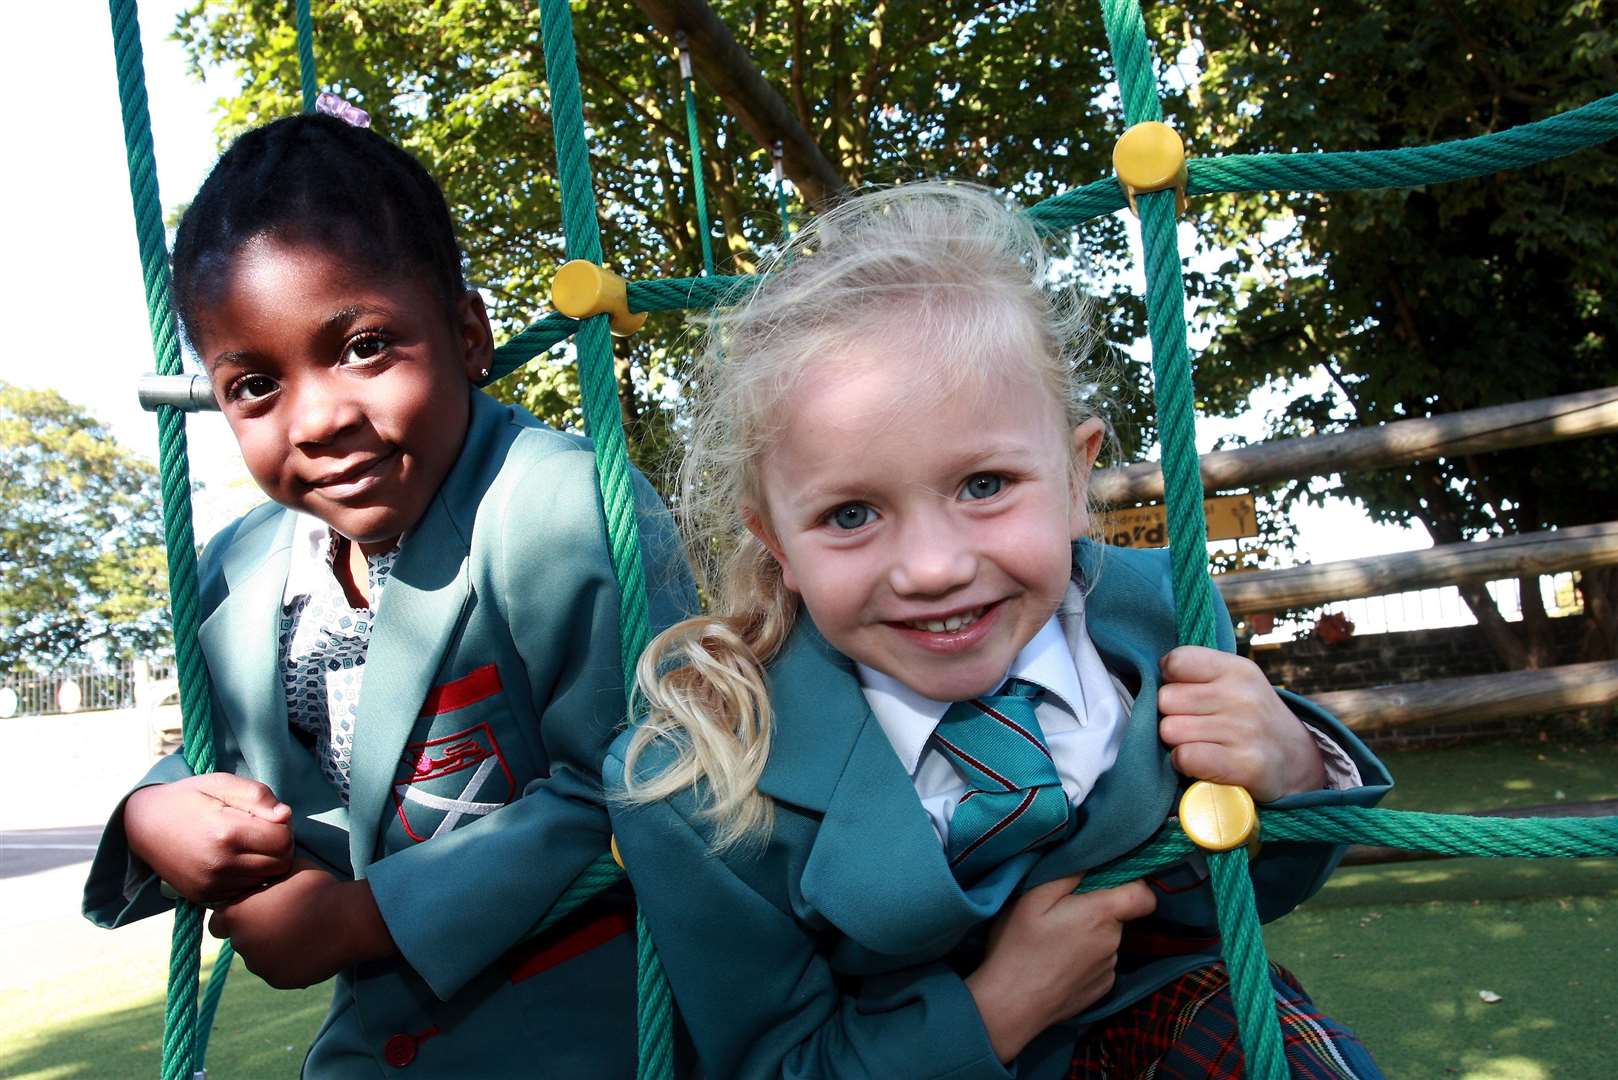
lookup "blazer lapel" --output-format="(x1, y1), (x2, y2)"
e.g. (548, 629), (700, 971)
(197, 515), (294, 795)
(345, 490), (471, 876)
(761, 618), (1027, 957)
(1029, 542), (1179, 882)
(198, 511), (354, 870)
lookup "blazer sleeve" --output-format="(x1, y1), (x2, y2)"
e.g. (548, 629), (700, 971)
(364, 454), (696, 1000)
(606, 748), (1012, 1080)
(82, 521), (252, 930)
(81, 752), (196, 928)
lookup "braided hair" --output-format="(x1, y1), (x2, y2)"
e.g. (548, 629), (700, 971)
(171, 113), (467, 347)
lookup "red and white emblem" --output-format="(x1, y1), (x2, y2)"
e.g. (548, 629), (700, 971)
(392, 722), (515, 842)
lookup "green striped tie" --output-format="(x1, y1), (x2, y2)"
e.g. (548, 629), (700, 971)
(933, 679), (1071, 885)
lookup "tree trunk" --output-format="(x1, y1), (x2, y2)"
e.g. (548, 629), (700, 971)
(1581, 566), (1618, 662)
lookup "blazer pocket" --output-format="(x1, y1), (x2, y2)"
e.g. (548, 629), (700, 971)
(389, 665), (519, 844)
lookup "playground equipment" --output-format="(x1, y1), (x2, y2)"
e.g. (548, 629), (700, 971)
(106, 0), (1618, 1077)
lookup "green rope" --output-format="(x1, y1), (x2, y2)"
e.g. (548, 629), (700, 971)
(532, 852), (627, 933)
(296, 0), (317, 112)
(773, 143), (792, 241)
(677, 39), (716, 276)
(1265, 806), (1618, 857)
(488, 276), (754, 378)
(635, 909), (678, 1080)
(1024, 92), (1618, 232)
(1096, 2), (1282, 1075)
(106, 3), (220, 1077)
(193, 942), (235, 1072)
(535, 3), (667, 1076)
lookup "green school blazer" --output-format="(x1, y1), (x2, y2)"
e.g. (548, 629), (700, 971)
(606, 541), (1391, 1080)
(84, 391), (695, 1078)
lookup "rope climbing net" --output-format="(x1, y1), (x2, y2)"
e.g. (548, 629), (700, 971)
(104, 0), (1618, 1077)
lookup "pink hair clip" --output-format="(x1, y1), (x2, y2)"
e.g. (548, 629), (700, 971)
(316, 92), (371, 129)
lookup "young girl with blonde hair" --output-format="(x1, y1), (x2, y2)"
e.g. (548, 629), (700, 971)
(608, 182), (1388, 1078)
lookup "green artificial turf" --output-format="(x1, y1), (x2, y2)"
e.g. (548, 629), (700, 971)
(0, 946), (329, 1080)
(5, 737), (1611, 1078)
(1266, 736), (1618, 1079)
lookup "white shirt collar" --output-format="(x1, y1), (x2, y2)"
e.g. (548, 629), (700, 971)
(283, 512), (338, 607)
(857, 587), (1090, 776)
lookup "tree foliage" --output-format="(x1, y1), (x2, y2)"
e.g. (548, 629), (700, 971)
(1147, 0), (1618, 663)
(0, 384), (172, 669)
(176, 0), (1161, 474)
(174, 1), (1617, 663)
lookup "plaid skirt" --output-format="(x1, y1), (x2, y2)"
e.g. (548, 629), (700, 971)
(1067, 963), (1383, 1079)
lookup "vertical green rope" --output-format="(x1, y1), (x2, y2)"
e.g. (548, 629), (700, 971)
(535, 4), (669, 1076)
(106, 2), (220, 1077)
(772, 141), (793, 242)
(1096, 2), (1286, 1077)
(192, 942), (235, 1072)
(295, 0), (317, 112)
(677, 35), (716, 276)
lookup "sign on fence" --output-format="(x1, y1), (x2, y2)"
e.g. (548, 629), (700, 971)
(1100, 493), (1258, 549)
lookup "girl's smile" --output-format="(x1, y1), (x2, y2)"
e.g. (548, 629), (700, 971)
(750, 348), (1105, 703)
(195, 237), (491, 549)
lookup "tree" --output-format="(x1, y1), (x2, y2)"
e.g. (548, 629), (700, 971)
(173, 0), (1161, 472)
(174, 2), (1617, 665)
(1148, 0), (1618, 665)
(0, 383), (173, 669)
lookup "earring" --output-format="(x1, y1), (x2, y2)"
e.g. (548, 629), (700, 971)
(479, 367), (490, 379)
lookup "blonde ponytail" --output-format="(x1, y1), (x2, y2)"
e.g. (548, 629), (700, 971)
(622, 534), (798, 850)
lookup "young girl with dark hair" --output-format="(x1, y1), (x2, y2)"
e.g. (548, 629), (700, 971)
(84, 112), (693, 1077)
(608, 183), (1390, 1078)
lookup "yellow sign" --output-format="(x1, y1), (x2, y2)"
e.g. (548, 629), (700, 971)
(1099, 493), (1257, 549)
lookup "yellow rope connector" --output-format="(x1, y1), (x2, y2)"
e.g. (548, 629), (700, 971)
(610, 833), (625, 870)
(1178, 780), (1260, 856)
(552, 259), (649, 337)
(1113, 121), (1189, 217)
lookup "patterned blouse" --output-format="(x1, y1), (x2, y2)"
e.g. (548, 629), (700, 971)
(278, 515), (399, 804)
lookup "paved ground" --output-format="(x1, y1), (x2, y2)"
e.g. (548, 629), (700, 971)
(0, 710), (178, 995)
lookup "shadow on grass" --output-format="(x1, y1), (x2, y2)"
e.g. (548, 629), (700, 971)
(1271, 893), (1615, 1078)
(0, 958), (330, 1080)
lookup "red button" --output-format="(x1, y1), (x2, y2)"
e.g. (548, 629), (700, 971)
(382, 1034), (416, 1068)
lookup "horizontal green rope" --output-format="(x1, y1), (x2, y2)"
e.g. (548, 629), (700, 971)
(486, 275), (757, 378)
(1075, 806), (1617, 899)
(1026, 92), (1618, 231)
(1264, 806), (1618, 858)
(487, 88), (1618, 374)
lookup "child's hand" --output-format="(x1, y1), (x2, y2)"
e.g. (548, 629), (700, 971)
(124, 774), (296, 904)
(208, 861), (396, 989)
(1158, 645), (1327, 802)
(965, 874), (1156, 1063)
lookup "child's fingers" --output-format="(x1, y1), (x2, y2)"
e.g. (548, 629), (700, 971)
(1156, 679), (1226, 719)
(1157, 645), (1229, 684)
(1168, 740), (1265, 788)
(1084, 880), (1157, 922)
(226, 810), (297, 862)
(207, 903), (236, 939)
(198, 773), (291, 821)
(1158, 711), (1246, 749)
(1018, 873), (1086, 912)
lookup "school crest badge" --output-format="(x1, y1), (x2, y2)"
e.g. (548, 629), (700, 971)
(392, 722), (515, 842)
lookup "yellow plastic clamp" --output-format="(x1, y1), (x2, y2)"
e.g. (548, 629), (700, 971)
(610, 833), (625, 870)
(1112, 121), (1189, 217)
(1178, 780), (1260, 856)
(551, 259), (649, 337)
